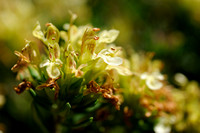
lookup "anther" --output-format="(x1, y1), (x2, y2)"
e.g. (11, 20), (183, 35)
(93, 28), (100, 32)
(94, 36), (99, 40)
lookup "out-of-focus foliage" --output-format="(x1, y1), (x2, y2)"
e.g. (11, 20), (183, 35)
(88, 0), (200, 83)
(0, 0), (91, 67)
(172, 74), (200, 133)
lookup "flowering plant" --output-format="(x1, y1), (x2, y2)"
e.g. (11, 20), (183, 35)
(12, 14), (176, 133)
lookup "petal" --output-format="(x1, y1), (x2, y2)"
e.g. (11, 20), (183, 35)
(46, 23), (60, 44)
(32, 21), (46, 42)
(40, 59), (50, 68)
(60, 31), (68, 42)
(46, 63), (60, 79)
(55, 59), (63, 65)
(80, 28), (97, 63)
(146, 76), (163, 90)
(107, 65), (133, 76)
(157, 74), (164, 80)
(98, 49), (107, 55)
(63, 23), (70, 30)
(101, 55), (122, 66)
(97, 49), (123, 66)
(174, 73), (188, 86)
(141, 73), (148, 79)
(98, 29), (119, 43)
(152, 71), (164, 80)
(154, 123), (171, 133)
(69, 11), (77, 23)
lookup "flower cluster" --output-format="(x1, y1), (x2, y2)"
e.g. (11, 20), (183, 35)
(12, 14), (176, 132)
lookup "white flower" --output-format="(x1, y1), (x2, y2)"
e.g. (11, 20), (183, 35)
(98, 29), (119, 43)
(94, 48), (133, 76)
(141, 71), (164, 90)
(154, 117), (171, 133)
(154, 122), (171, 133)
(97, 49), (122, 66)
(174, 73), (188, 86)
(40, 59), (62, 79)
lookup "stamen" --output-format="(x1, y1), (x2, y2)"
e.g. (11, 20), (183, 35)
(94, 36), (99, 40)
(93, 28), (100, 32)
(111, 48), (115, 51)
(46, 23), (51, 27)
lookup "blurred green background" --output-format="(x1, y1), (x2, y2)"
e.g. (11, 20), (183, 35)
(0, 0), (200, 132)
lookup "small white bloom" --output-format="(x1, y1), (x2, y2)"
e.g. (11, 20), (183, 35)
(174, 73), (188, 86)
(141, 71), (164, 90)
(94, 48), (133, 76)
(154, 117), (171, 133)
(63, 23), (70, 30)
(40, 59), (63, 79)
(98, 29), (119, 43)
(97, 49), (123, 66)
(154, 123), (171, 133)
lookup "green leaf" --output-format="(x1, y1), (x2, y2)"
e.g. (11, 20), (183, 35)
(28, 66), (41, 81)
(59, 77), (83, 101)
(72, 117), (93, 129)
(31, 101), (54, 133)
(29, 88), (37, 97)
(73, 94), (99, 112)
(33, 89), (53, 109)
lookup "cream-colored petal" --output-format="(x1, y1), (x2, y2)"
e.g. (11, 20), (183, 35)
(63, 23), (70, 30)
(40, 59), (50, 68)
(101, 55), (122, 66)
(32, 21), (46, 42)
(174, 73), (188, 86)
(97, 49), (123, 66)
(152, 71), (164, 80)
(55, 58), (63, 65)
(146, 76), (163, 90)
(141, 73), (148, 79)
(154, 118), (171, 133)
(107, 65), (133, 76)
(46, 63), (60, 79)
(98, 29), (119, 43)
